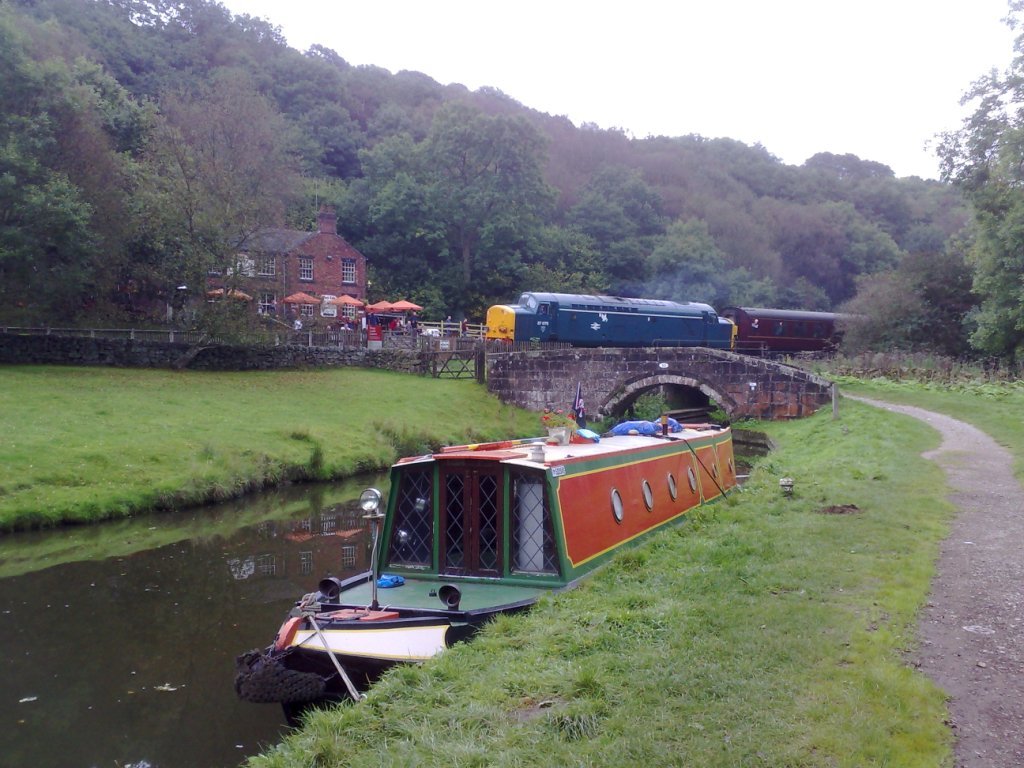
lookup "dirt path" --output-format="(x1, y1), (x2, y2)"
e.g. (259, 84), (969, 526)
(848, 396), (1024, 767)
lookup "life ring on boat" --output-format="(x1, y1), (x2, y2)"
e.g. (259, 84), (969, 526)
(274, 616), (304, 651)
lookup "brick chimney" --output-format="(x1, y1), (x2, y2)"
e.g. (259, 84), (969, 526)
(317, 204), (337, 234)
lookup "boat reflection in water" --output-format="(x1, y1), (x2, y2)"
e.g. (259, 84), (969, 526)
(236, 422), (737, 716)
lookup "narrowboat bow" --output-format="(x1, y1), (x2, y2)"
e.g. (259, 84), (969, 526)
(235, 423), (737, 710)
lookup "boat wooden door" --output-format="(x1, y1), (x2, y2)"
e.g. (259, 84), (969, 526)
(439, 463), (503, 577)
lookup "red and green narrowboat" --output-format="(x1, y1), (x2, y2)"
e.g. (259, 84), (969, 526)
(235, 423), (736, 710)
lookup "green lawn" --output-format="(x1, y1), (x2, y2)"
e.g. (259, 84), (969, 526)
(0, 365), (537, 531)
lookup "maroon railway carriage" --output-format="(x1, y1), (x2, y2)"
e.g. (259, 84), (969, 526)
(721, 307), (844, 354)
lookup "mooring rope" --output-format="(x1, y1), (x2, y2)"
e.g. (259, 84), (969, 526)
(298, 594), (365, 702)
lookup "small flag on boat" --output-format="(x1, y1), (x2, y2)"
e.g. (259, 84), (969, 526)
(572, 382), (587, 428)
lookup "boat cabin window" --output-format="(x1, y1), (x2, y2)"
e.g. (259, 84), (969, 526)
(510, 472), (559, 575)
(387, 468), (434, 567)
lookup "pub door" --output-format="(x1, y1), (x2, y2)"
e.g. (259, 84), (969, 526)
(439, 463), (503, 577)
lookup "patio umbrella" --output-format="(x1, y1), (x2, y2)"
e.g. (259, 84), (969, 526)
(365, 300), (394, 312)
(329, 294), (365, 307)
(389, 299), (423, 312)
(283, 292), (320, 304)
(206, 288), (252, 300)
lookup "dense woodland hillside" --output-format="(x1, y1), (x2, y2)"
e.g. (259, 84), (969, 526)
(2, 0), (1022, 358)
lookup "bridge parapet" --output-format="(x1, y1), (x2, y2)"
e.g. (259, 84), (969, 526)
(486, 347), (833, 421)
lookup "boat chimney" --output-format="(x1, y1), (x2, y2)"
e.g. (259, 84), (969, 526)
(529, 442), (545, 462)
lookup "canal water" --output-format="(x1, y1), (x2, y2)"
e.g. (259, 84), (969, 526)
(0, 475), (386, 768)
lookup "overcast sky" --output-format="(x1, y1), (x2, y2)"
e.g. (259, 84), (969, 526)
(218, 0), (1017, 180)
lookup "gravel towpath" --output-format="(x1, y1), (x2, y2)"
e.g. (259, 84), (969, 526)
(848, 396), (1024, 767)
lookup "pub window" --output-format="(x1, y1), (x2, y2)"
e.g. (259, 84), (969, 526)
(299, 551), (313, 576)
(298, 257), (313, 281)
(228, 255), (255, 277)
(257, 292), (277, 315)
(342, 259), (356, 284)
(258, 255), (276, 276)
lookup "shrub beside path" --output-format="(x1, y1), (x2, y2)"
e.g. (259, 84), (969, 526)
(848, 396), (1024, 767)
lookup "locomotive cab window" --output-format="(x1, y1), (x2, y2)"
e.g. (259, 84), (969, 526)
(538, 303), (550, 316)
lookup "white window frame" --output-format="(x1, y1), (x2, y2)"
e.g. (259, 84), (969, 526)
(228, 255), (255, 277)
(341, 259), (356, 284)
(257, 292), (276, 315)
(300, 304), (315, 317)
(258, 255), (276, 276)
(298, 257), (313, 281)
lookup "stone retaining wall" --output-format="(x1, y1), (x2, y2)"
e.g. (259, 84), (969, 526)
(0, 332), (422, 373)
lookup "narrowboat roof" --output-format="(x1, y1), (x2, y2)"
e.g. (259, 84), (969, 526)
(394, 425), (730, 470)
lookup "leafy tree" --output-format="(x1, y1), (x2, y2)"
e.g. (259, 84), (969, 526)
(937, 1), (1024, 358)
(568, 165), (665, 286)
(422, 103), (554, 310)
(0, 12), (146, 320)
(520, 225), (609, 296)
(840, 237), (974, 355)
(643, 219), (725, 304)
(760, 198), (901, 305)
(138, 73), (301, 326)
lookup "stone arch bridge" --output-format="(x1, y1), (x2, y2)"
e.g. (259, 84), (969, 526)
(486, 347), (834, 421)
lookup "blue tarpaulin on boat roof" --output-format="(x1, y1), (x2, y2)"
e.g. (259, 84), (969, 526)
(610, 418), (682, 435)
(377, 574), (405, 588)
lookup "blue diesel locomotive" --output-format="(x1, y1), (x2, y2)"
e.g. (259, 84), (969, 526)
(485, 292), (735, 349)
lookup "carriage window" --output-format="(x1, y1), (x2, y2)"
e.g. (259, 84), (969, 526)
(773, 321), (785, 336)
(511, 473), (559, 575)
(388, 468), (434, 567)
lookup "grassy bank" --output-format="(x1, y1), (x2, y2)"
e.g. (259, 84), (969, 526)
(249, 397), (959, 767)
(836, 377), (1024, 480)
(0, 365), (537, 531)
